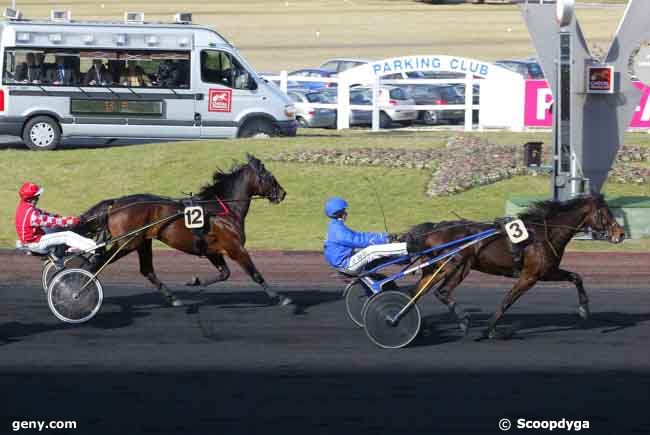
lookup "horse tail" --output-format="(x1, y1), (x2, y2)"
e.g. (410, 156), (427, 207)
(75, 198), (117, 241)
(400, 222), (438, 252)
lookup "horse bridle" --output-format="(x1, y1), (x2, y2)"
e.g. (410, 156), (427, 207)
(588, 207), (612, 240)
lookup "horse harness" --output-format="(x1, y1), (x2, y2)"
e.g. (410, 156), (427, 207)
(180, 196), (231, 257)
(495, 217), (533, 277)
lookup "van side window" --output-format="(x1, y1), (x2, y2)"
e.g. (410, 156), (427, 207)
(2, 48), (190, 89)
(201, 50), (255, 90)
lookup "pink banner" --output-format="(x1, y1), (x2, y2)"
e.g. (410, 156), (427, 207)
(523, 80), (650, 128)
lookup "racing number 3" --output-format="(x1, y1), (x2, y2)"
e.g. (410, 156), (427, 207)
(504, 219), (529, 244)
(184, 206), (205, 229)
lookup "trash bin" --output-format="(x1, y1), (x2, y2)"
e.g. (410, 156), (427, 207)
(523, 142), (543, 167)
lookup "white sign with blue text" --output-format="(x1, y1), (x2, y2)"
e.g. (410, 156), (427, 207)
(370, 55), (492, 78)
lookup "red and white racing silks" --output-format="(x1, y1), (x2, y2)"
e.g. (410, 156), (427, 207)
(15, 201), (80, 244)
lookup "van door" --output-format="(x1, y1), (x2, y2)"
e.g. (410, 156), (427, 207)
(195, 49), (260, 138)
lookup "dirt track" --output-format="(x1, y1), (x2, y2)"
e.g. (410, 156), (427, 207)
(1, 250), (649, 435)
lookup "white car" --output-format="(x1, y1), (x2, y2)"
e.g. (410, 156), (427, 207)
(353, 86), (418, 127)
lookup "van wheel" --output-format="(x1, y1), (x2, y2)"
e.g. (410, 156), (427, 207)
(238, 119), (276, 138)
(379, 112), (392, 129)
(23, 116), (61, 150)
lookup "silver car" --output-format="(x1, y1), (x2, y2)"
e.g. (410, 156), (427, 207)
(353, 86), (418, 127)
(287, 89), (337, 128)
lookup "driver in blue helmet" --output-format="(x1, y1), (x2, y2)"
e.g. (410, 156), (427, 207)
(323, 197), (409, 273)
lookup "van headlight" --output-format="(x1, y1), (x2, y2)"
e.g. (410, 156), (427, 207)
(284, 104), (296, 118)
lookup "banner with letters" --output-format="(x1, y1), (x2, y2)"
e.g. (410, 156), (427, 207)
(524, 80), (650, 128)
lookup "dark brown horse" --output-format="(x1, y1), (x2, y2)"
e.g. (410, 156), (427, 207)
(75, 154), (291, 307)
(401, 194), (625, 338)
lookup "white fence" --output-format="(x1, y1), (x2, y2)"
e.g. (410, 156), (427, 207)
(260, 72), (481, 131)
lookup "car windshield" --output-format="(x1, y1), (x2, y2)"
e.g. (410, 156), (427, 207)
(320, 61), (338, 72)
(527, 63), (544, 79)
(305, 92), (330, 103)
(388, 87), (408, 100)
(440, 86), (461, 99)
(341, 61), (366, 71)
(351, 90), (371, 104)
(410, 85), (439, 97)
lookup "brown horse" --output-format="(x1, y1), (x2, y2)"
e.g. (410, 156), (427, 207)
(401, 194), (625, 338)
(75, 154), (291, 307)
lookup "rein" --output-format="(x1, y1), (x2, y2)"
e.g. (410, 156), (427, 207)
(82, 196), (268, 224)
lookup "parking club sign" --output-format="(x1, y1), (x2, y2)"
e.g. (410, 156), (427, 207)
(208, 88), (232, 112)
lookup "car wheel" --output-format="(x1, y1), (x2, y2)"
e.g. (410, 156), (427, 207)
(423, 111), (438, 125)
(297, 117), (309, 128)
(23, 116), (61, 150)
(238, 118), (276, 138)
(379, 112), (392, 129)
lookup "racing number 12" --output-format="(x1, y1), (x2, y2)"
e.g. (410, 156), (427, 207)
(184, 206), (205, 229)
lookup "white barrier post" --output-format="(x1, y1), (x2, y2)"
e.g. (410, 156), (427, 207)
(372, 76), (380, 132)
(337, 79), (350, 130)
(279, 70), (288, 93)
(464, 73), (473, 131)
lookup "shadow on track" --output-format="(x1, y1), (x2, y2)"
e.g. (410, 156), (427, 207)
(413, 311), (650, 345)
(1, 369), (648, 435)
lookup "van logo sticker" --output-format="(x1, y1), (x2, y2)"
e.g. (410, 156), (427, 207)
(208, 89), (232, 112)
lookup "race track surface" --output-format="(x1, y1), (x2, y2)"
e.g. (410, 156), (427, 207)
(1, 251), (649, 435)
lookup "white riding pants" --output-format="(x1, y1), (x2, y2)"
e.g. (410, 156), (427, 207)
(27, 231), (98, 254)
(346, 242), (408, 272)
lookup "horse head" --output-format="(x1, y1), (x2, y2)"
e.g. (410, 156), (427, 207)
(583, 194), (625, 244)
(246, 153), (286, 204)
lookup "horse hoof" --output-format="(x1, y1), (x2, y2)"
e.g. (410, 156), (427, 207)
(459, 317), (471, 336)
(169, 298), (184, 307)
(280, 296), (293, 306)
(186, 277), (201, 287)
(578, 304), (591, 320)
(488, 327), (516, 340)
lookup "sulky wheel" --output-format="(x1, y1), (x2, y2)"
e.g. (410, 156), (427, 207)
(363, 290), (421, 349)
(47, 268), (103, 324)
(41, 255), (91, 294)
(345, 281), (372, 328)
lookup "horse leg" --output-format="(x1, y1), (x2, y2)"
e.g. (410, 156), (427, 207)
(434, 260), (473, 335)
(137, 239), (183, 307)
(186, 254), (231, 287)
(485, 274), (537, 339)
(541, 268), (590, 320)
(226, 246), (291, 306)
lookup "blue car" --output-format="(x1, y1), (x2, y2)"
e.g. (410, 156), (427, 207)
(287, 68), (336, 90)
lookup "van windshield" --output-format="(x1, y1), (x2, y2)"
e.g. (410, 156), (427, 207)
(2, 48), (191, 88)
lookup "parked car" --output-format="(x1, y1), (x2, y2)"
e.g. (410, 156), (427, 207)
(318, 88), (372, 126)
(352, 86), (418, 127)
(287, 68), (336, 90)
(259, 72), (301, 89)
(454, 83), (480, 124)
(495, 59), (544, 79)
(319, 58), (372, 75)
(409, 84), (465, 125)
(287, 89), (337, 128)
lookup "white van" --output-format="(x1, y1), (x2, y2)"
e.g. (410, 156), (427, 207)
(0, 9), (297, 149)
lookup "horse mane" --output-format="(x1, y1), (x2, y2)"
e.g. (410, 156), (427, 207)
(197, 162), (250, 199)
(518, 193), (603, 221)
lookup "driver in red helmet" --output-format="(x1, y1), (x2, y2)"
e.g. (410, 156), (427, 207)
(15, 182), (97, 259)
